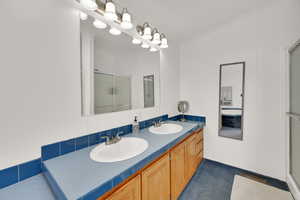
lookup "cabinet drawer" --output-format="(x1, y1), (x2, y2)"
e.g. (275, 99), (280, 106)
(195, 129), (203, 142)
(195, 140), (203, 155)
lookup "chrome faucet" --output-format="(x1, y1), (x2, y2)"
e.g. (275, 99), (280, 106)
(153, 119), (163, 127)
(101, 132), (122, 145)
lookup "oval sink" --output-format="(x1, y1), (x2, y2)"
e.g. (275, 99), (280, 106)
(149, 123), (183, 135)
(90, 137), (148, 163)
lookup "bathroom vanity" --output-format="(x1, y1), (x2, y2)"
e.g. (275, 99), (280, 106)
(43, 121), (204, 200)
(98, 129), (203, 200)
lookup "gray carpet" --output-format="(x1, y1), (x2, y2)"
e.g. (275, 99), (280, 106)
(179, 159), (289, 200)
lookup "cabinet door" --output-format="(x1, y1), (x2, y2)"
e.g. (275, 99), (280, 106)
(185, 134), (198, 182)
(142, 154), (170, 200)
(170, 142), (186, 200)
(195, 130), (204, 166)
(106, 175), (141, 200)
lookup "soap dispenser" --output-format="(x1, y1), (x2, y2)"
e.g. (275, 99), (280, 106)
(133, 116), (140, 133)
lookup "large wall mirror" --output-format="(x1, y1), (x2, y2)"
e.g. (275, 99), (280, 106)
(218, 62), (245, 140)
(80, 19), (160, 116)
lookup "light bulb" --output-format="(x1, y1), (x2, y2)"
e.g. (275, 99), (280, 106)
(121, 10), (133, 30)
(150, 47), (158, 52)
(142, 23), (152, 40)
(93, 19), (107, 29)
(80, 12), (88, 20)
(160, 36), (168, 48)
(104, 1), (118, 21)
(152, 32), (161, 44)
(132, 38), (141, 44)
(141, 42), (150, 49)
(80, 0), (98, 11)
(109, 27), (121, 35)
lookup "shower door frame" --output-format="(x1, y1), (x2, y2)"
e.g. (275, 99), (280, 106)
(286, 39), (300, 200)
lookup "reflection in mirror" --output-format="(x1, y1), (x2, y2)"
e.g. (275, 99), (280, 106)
(80, 18), (160, 116)
(143, 75), (154, 108)
(218, 62), (245, 140)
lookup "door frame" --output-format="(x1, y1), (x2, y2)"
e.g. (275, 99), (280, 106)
(285, 38), (300, 200)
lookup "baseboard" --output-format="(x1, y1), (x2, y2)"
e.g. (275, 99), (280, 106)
(287, 174), (300, 200)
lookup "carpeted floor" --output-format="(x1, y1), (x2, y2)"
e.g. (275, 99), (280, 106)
(179, 159), (289, 200)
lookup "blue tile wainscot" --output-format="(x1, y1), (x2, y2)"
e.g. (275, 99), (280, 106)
(43, 120), (205, 200)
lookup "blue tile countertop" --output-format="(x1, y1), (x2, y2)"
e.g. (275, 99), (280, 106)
(0, 174), (55, 200)
(43, 120), (205, 200)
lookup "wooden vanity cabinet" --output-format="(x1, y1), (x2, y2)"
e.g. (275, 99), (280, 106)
(170, 142), (186, 200)
(185, 129), (204, 182)
(170, 129), (204, 199)
(102, 129), (204, 200)
(142, 154), (171, 200)
(106, 175), (141, 200)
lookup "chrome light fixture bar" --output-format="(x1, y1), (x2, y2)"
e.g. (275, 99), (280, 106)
(72, 0), (166, 51)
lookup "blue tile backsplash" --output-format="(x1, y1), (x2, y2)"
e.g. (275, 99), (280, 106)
(61, 139), (76, 155)
(75, 135), (89, 151)
(169, 114), (206, 123)
(0, 158), (41, 189)
(19, 158), (42, 181)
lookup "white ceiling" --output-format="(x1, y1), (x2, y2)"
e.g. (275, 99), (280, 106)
(113, 0), (275, 43)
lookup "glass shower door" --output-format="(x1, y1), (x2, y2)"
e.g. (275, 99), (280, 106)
(289, 42), (300, 193)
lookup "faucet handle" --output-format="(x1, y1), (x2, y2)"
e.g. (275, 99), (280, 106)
(116, 131), (123, 138)
(101, 135), (110, 143)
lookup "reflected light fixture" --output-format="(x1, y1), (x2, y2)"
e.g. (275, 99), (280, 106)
(160, 34), (168, 48)
(109, 27), (121, 35)
(80, 0), (98, 11)
(121, 9), (133, 29)
(152, 28), (161, 44)
(104, 0), (118, 21)
(132, 38), (142, 44)
(150, 47), (158, 52)
(80, 12), (88, 20)
(93, 19), (107, 29)
(141, 42), (150, 48)
(142, 23), (152, 40)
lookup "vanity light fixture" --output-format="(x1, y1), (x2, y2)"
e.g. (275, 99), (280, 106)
(80, 11), (88, 20)
(141, 42), (150, 49)
(104, 0), (118, 21)
(150, 47), (158, 52)
(109, 27), (121, 35)
(142, 23), (152, 40)
(80, 0), (98, 11)
(120, 9), (133, 30)
(160, 34), (168, 48)
(132, 38), (142, 44)
(75, 0), (168, 50)
(93, 19), (107, 29)
(152, 28), (161, 44)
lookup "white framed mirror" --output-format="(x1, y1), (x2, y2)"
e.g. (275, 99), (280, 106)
(218, 62), (245, 140)
(80, 18), (160, 116)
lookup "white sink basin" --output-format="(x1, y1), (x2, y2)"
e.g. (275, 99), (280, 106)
(90, 137), (148, 163)
(149, 123), (183, 135)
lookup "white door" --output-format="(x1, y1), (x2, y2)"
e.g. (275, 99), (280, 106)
(287, 41), (300, 200)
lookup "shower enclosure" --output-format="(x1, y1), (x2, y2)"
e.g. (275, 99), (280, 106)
(94, 72), (131, 114)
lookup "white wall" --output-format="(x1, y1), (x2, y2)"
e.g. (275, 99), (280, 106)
(0, 0), (179, 169)
(179, 0), (300, 180)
